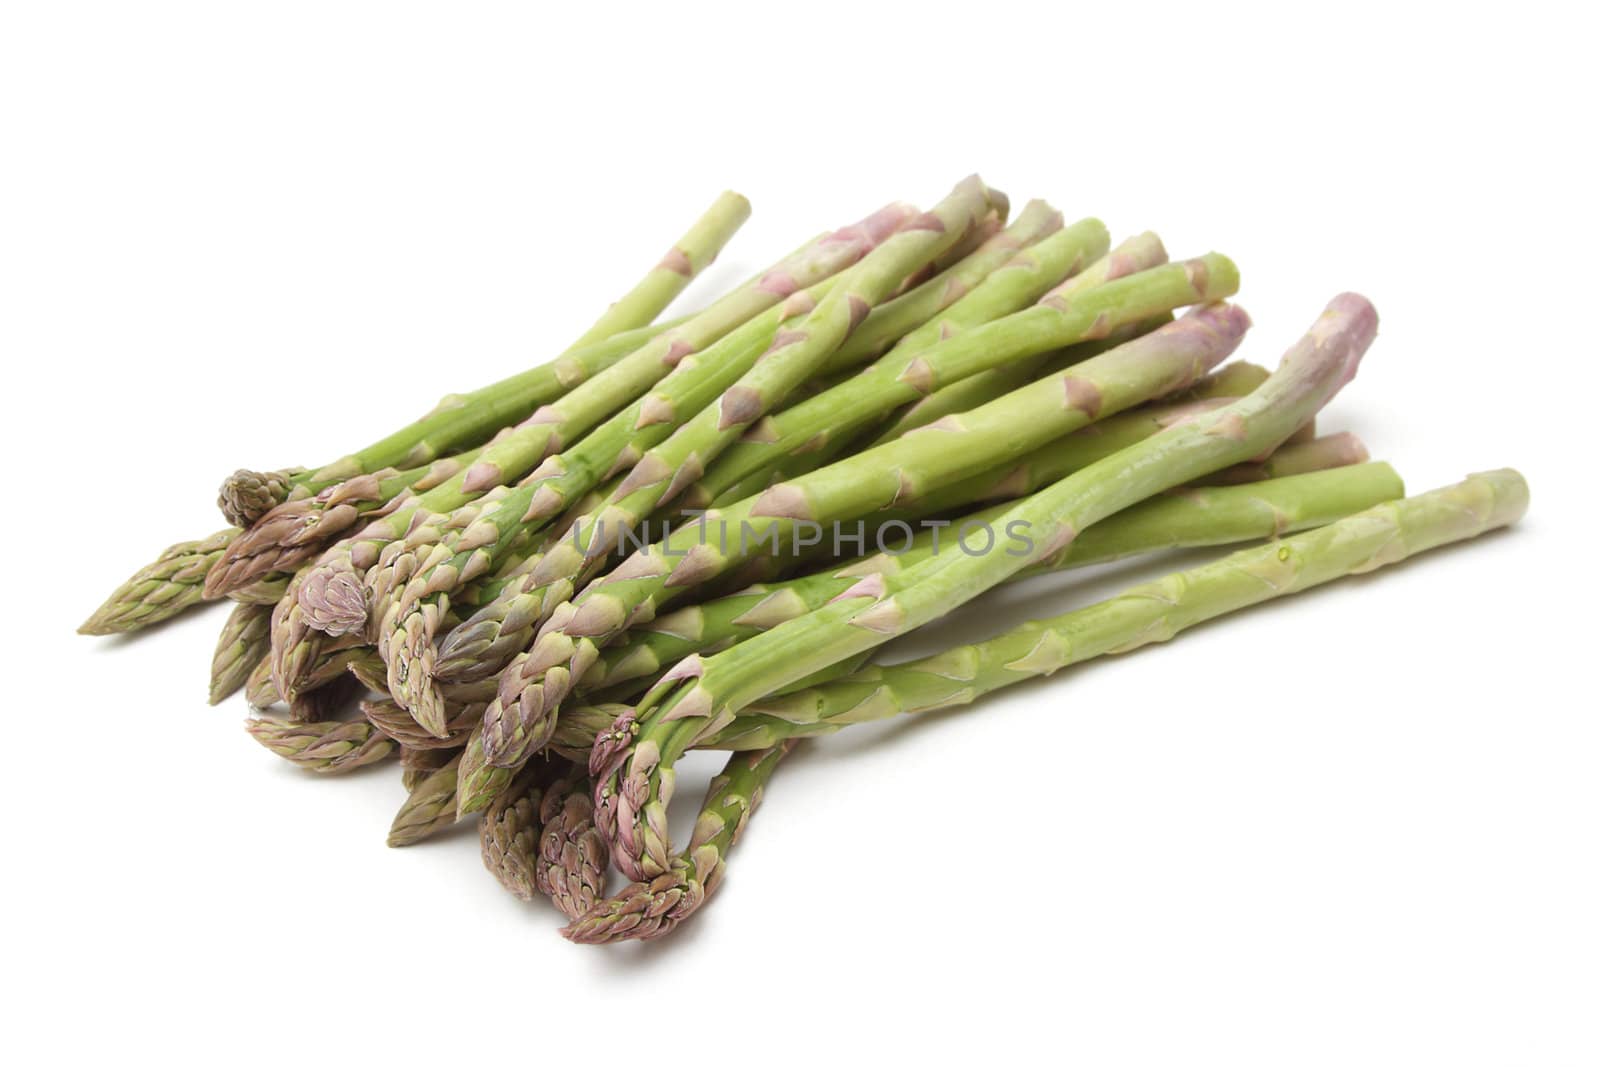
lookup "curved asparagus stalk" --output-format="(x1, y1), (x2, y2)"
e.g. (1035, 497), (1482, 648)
(565, 190), (753, 350)
(209, 601), (272, 704)
(564, 742), (794, 944)
(388, 753), (464, 847)
(484, 299), (1248, 771)
(592, 293), (1379, 881)
(682, 223), (1141, 509)
(244, 717), (396, 773)
(80, 529), (237, 636)
(578, 464), (1404, 696)
(290, 204), (914, 638)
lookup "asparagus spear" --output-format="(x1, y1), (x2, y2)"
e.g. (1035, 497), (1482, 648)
(484, 299), (1249, 770)
(564, 742), (794, 944)
(79, 529), (237, 635)
(578, 464), (1405, 696)
(592, 293), (1379, 880)
(214, 319), (684, 528)
(712, 469), (1530, 745)
(388, 753), (464, 847)
(534, 770), (612, 920)
(565, 190), (753, 349)
(217, 193), (750, 526)
(209, 601), (272, 704)
(683, 225), (1150, 509)
(479, 761), (558, 902)
(244, 717), (396, 774)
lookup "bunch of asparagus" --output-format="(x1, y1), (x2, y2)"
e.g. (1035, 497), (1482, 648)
(83, 178), (1528, 944)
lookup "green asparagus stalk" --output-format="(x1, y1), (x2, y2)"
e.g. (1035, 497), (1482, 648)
(388, 753), (464, 847)
(244, 717), (396, 774)
(217, 193), (750, 526)
(214, 318), (683, 528)
(592, 293), (1379, 880)
(80, 529), (237, 635)
(209, 601), (273, 704)
(682, 223), (1142, 509)
(564, 190), (753, 350)
(564, 742), (794, 944)
(702, 470), (1528, 750)
(578, 464), (1405, 696)
(483, 299), (1249, 771)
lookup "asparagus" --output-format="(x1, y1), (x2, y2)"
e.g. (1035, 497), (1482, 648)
(79, 530), (237, 635)
(213, 320), (680, 528)
(564, 190), (753, 350)
(703, 470), (1529, 748)
(483, 299), (1249, 771)
(577, 464), (1405, 696)
(534, 770), (612, 920)
(480, 763), (555, 902)
(291, 203), (914, 638)
(388, 753), (464, 847)
(362, 697), (482, 750)
(564, 742), (794, 944)
(683, 224), (1146, 509)
(244, 717), (396, 774)
(216, 193), (750, 526)
(209, 602), (273, 704)
(592, 293), (1379, 880)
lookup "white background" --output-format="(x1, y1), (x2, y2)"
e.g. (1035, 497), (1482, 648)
(4, 2), (1595, 1063)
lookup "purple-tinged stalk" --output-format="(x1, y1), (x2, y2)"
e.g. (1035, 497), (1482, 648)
(564, 742), (793, 944)
(245, 717), (396, 774)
